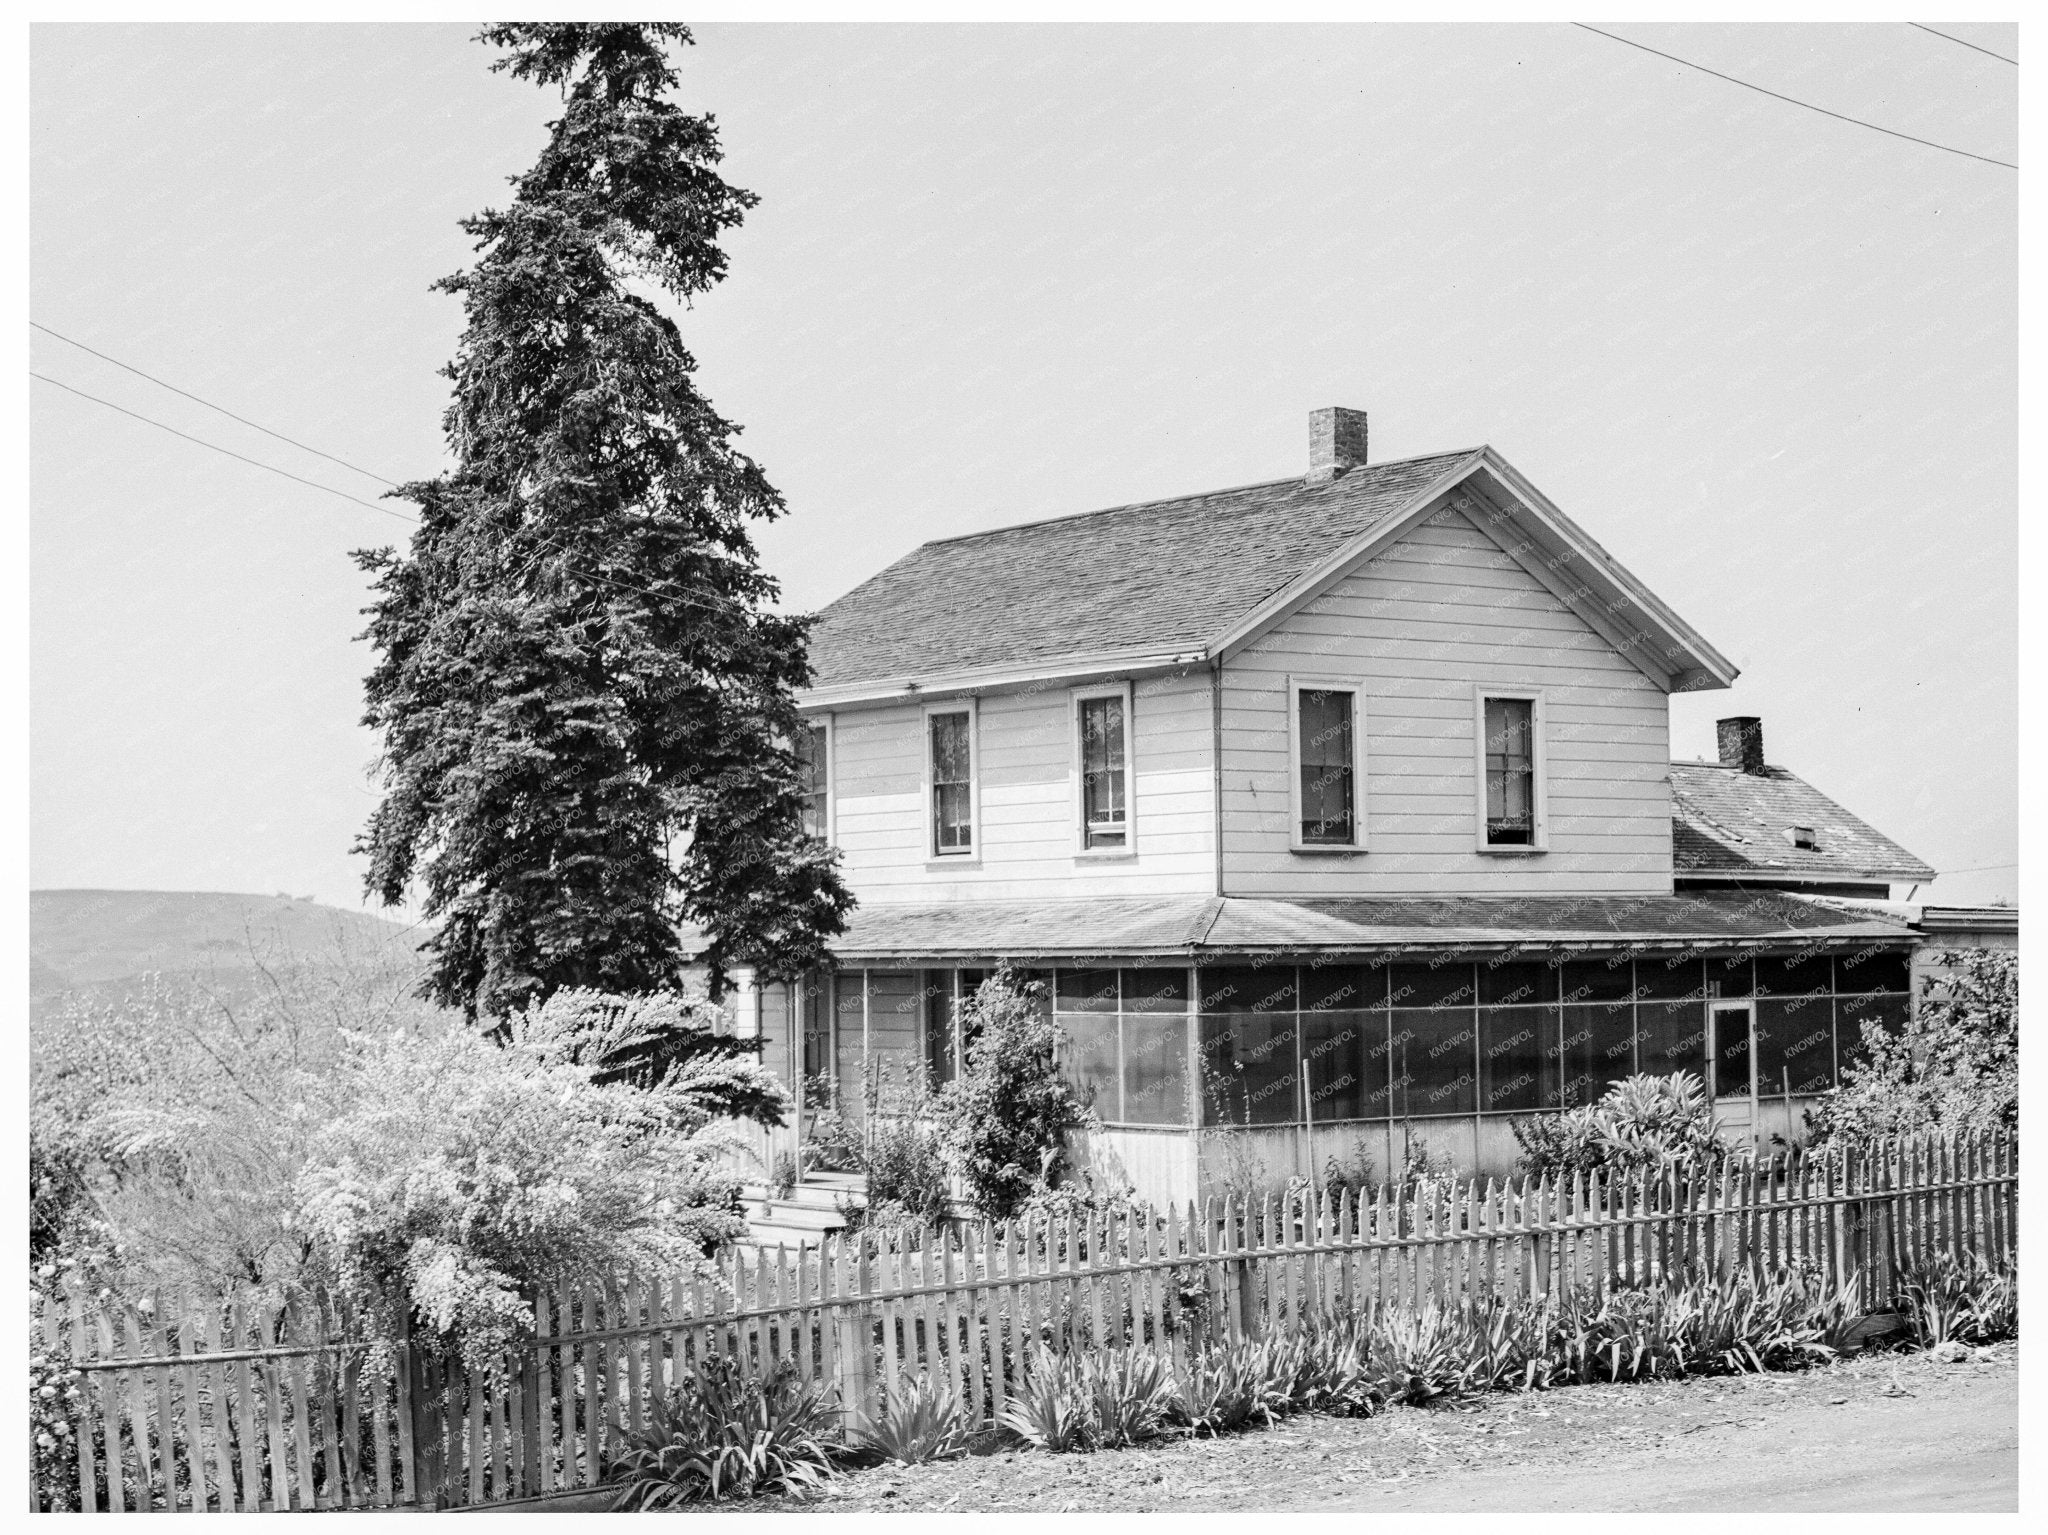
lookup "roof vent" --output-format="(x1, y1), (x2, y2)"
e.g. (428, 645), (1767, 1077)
(1786, 825), (1817, 850)
(1308, 407), (1369, 483)
(1716, 716), (1766, 775)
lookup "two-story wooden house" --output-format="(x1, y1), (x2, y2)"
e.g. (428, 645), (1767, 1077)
(721, 409), (1936, 1204)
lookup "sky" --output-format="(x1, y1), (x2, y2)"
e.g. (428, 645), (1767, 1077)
(30, 22), (2017, 912)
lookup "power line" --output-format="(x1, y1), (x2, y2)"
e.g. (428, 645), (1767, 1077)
(1935, 862), (2018, 876)
(1908, 23), (2017, 67)
(31, 320), (401, 489)
(31, 371), (414, 523)
(31, 349), (755, 619)
(1573, 23), (2018, 171)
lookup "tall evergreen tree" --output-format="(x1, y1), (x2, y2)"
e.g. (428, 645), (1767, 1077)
(358, 23), (850, 1016)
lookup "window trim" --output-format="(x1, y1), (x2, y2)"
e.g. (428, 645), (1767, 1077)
(922, 697), (979, 860)
(1287, 675), (1368, 853)
(1071, 680), (1137, 859)
(796, 713), (834, 846)
(1472, 685), (1548, 853)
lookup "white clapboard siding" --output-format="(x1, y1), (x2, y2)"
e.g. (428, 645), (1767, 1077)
(825, 671), (1216, 904)
(1221, 503), (1672, 896)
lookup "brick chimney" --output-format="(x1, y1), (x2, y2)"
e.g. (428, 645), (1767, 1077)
(1716, 716), (1767, 774)
(1308, 407), (1369, 483)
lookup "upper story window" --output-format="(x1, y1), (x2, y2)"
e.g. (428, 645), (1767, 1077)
(794, 720), (830, 840)
(1074, 683), (1133, 853)
(927, 702), (976, 857)
(1288, 678), (1365, 851)
(1476, 689), (1545, 851)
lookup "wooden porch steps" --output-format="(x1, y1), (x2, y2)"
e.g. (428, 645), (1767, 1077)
(737, 1171), (865, 1249)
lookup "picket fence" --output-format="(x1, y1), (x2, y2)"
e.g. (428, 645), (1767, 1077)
(36, 1131), (2016, 1512)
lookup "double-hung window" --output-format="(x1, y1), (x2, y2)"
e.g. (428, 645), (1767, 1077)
(1074, 683), (1133, 853)
(927, 703), (976, 857)
(1288, 678), (1365, 850)
(794, 720), (830, 840)
(1475, 689), (1545, 851)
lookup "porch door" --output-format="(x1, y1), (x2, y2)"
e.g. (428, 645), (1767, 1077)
(1707, 1000), (1758, 1146)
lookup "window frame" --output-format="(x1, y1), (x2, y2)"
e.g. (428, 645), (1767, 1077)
(922, 697), (980, 861)
(1472, 685), (1548, 854)
(795, 714), (834, 845)
(1071, 680), (1137, 859)
(1287, 675), (1368, 853)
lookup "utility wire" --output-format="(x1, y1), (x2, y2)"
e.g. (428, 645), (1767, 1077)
(31, 344), (755, 618)
(31, 372), (414, 523)
(1908, 23), (2017, 67)
(31, 320), (400, 489)
(1934, 862), (2018, 875)
(1573, 23), (2018, 170)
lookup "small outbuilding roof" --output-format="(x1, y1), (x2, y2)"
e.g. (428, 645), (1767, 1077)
(1670, 762), (1934, 884)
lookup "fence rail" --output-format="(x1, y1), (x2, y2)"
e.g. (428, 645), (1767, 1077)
(35, 1131), (2017, 1512)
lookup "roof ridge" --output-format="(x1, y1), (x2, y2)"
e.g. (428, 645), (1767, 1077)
(916, 446), (1483, 551)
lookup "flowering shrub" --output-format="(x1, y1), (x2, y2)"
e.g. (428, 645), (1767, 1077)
(1807, 949), (2017, 1143)
(29, 1285), (89, 1510)
(297, 989), (775, 1372)
(1511, 1071), (1728, 1179)
(938, 971), (1092, 1222)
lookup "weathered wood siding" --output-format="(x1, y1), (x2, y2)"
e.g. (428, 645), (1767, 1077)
(819, 671), (1215, 904)
(1220, 500), (1673, 895)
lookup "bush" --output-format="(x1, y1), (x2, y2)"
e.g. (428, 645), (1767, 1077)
(1000, 1348), (1096, 1452)
(854, 1374), (970, 1465)
(607, 1356), (838, 1507)
(1897, 1252), (2017, 1348)
(938, 971), (1093, 1222)
(1808, 949), (2017, 1143)
(1511, 1071), (1728, 1180)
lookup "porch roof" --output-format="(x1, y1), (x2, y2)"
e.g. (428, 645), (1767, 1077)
(808, 890), (1918, 966)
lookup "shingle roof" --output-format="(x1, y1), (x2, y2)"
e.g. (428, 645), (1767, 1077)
(806, 450), (1479, 690)
(804, 890), (1914, 964)
(1670, 762), (1934, 883)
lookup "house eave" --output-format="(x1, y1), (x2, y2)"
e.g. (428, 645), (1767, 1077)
(799, 647), (1209, 711)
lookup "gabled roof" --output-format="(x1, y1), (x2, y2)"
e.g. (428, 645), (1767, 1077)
(1670, 761), (1934, 884)
(803, 890), (1916, 964)
(802, 445), (1737, 704)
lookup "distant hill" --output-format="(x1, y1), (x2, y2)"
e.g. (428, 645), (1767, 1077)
(29, 889), (428, 1018)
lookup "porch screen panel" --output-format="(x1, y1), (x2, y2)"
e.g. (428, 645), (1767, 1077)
(1389, 960), (1477, 1118)
(833, 979), (867, 1112)
(1393, 1008), (1478, 1117)
(1120, 969), (1192, 1126)
(800, 975), (832, 1083)
(1754, 993), (1836, 1097)
(1637, 1000), (1707, 1081)
(1755, 949), (1833, 998)
(1055, 969), (1121, 1120)
(865, 971), (925, 1107)
(1478, 1006), (1551, 1114)
(1707, 954), (1754, 999)
(922, 970), (958, 1087)
(1200, 966), (1299, 1127)
(1836, 948), (1910, 995)
(1302, 1010), (1379, 1122)
(1559, 1002), (1636, 1107)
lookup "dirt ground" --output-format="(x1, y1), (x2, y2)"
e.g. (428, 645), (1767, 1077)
(765, 1339), (2019, 1514)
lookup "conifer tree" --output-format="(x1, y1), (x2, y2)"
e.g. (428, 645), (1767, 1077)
(358, 23), (850, 1016)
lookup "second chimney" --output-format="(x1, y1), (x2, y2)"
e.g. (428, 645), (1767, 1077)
(1716, 716), (1767, 775)
(1308, 407), (1369, 482)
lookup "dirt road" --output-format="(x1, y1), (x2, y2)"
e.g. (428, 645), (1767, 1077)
(779, 1339), (2017, 1514)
